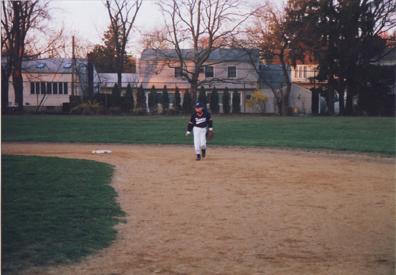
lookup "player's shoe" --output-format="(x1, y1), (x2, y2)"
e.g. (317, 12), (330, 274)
(202, 149), (206, 158)
(196, 154), (201, 161)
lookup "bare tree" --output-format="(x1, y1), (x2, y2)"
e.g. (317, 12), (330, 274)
(104, 0), (142, 91)
(37, 30), (92, 59)
(240, 2), (302, 115)
(1, 0), (57, 111)
(158, 0), (256, 103)
(140, 26), (172, 50)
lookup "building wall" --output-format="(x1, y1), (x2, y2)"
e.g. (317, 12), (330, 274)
(7, 72), (82, 111)
(139, 60), (257, 91)
(288, 84), (313, 114)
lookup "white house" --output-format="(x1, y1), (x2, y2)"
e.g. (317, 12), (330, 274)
(3, 57), (101, 112)
(99, 73), (139, 95)
(139, 48), (260, 112)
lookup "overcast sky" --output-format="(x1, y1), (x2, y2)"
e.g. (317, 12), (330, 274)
(52, 0), (162, 56)
(50, 0), (285, 57)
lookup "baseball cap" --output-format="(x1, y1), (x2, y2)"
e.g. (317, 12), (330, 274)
(195, 102), (204, 108)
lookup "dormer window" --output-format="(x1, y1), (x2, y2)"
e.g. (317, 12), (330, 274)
(64, 63), (72, 68)
(36, 63), (46, 68)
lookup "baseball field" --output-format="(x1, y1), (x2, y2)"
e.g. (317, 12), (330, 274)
(2, 115), (395, 274)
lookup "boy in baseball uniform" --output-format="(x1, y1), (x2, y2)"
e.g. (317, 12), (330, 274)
(185, 102), (213, 161)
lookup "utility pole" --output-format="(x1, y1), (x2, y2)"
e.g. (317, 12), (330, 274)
(72, 36), (75, 97)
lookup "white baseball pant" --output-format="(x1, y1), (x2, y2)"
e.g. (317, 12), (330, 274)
(193, 127), (207, 154)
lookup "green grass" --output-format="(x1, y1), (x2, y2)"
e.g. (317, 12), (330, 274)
(2, 115), (395, 155)
(1, 155), (125, 274)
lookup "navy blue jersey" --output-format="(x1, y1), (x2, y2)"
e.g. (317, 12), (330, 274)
(187, 110), (213, 132)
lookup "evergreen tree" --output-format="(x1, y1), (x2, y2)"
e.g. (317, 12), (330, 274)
(136, 85), (146, 108)
(182, 89), (192, 114)
(232, 88), (241, 114)
(111, 83), (121, 107)
(222, 87), (231, 114)
(161, 85), (170, 112)
(210, 87), (219, 114)
(148, 85), (157, 112)
(92, 25), (136, 73)
(173, 86), (182, 111)
(198, 86), (207, 107)
(122, 83), (134, 113)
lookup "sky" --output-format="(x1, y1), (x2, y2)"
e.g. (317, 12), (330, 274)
(52, 0), (163, 56)
(50, 0), (286, 58)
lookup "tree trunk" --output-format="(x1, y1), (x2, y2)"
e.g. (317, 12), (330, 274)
(12, 69), (23, 112)
(345, 84), (355, 115)
(338, 90), (345, 115)
(12, 1), (24, 112)
(190, 78), (198, 108)
(337, 79), (346, 115)
(327, 78), (335, 115)
(2, 68), (9, 111)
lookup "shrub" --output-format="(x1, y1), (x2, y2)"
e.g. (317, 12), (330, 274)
(210, 87), (219, 114)
(135, 108), (147, 116)
(182, 89), (192, 114)
(148, 85), (158, 113)
(161, 85), (170, 113)
(232, 89), (241, 114)
(246, 91), (269, 115)
(223, 87), (231, 114)
(108, 107), (122, 116)
(166, 108), (178, 116)
(111, 84), (121, 107)
(122, 84), (134, 114)
(70, 99), (101, 115)
(136, 85), (146, 109)
(173, 86), (181, 111)
(198, 86), (207, 107)
(285, 106), (294, 116)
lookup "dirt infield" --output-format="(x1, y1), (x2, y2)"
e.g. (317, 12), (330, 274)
(2, 142), (395, 275)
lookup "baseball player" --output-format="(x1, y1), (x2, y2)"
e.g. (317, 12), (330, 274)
(185, 102), (213, 161)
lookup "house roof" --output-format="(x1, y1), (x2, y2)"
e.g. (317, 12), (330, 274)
(377, 46), (396, 65)
(140, 48), (259, 63)
(258, 64), (291, 89)
(99, 73), (140, 87)
(20, 58), (91, 74)
(1, 57), (93, 74)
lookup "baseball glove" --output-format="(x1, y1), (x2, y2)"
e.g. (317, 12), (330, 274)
(206, 130), (214, 141)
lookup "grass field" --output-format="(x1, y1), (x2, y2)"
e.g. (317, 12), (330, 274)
(2, 115), (395, 155)
(1, 114), (395, 273)
(1, 155), (125, 274)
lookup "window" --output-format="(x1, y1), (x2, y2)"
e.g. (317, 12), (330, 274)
(228, 66), (237, 78)
(295, 65), (308, 79)
(205, 66), (214, 78)
(174, 67), (182, 78)
(47, 83), (52, 94)
(30, 82), (68, 95)
(41, 82), (46, 94)
(156, 93), (162, 103)
(64, 82), (68, 94)
(53, 83), (58, 94)
(36, 63), (46, 68)
(64, 63), (72, 68)
(169, 93), (174, 104)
